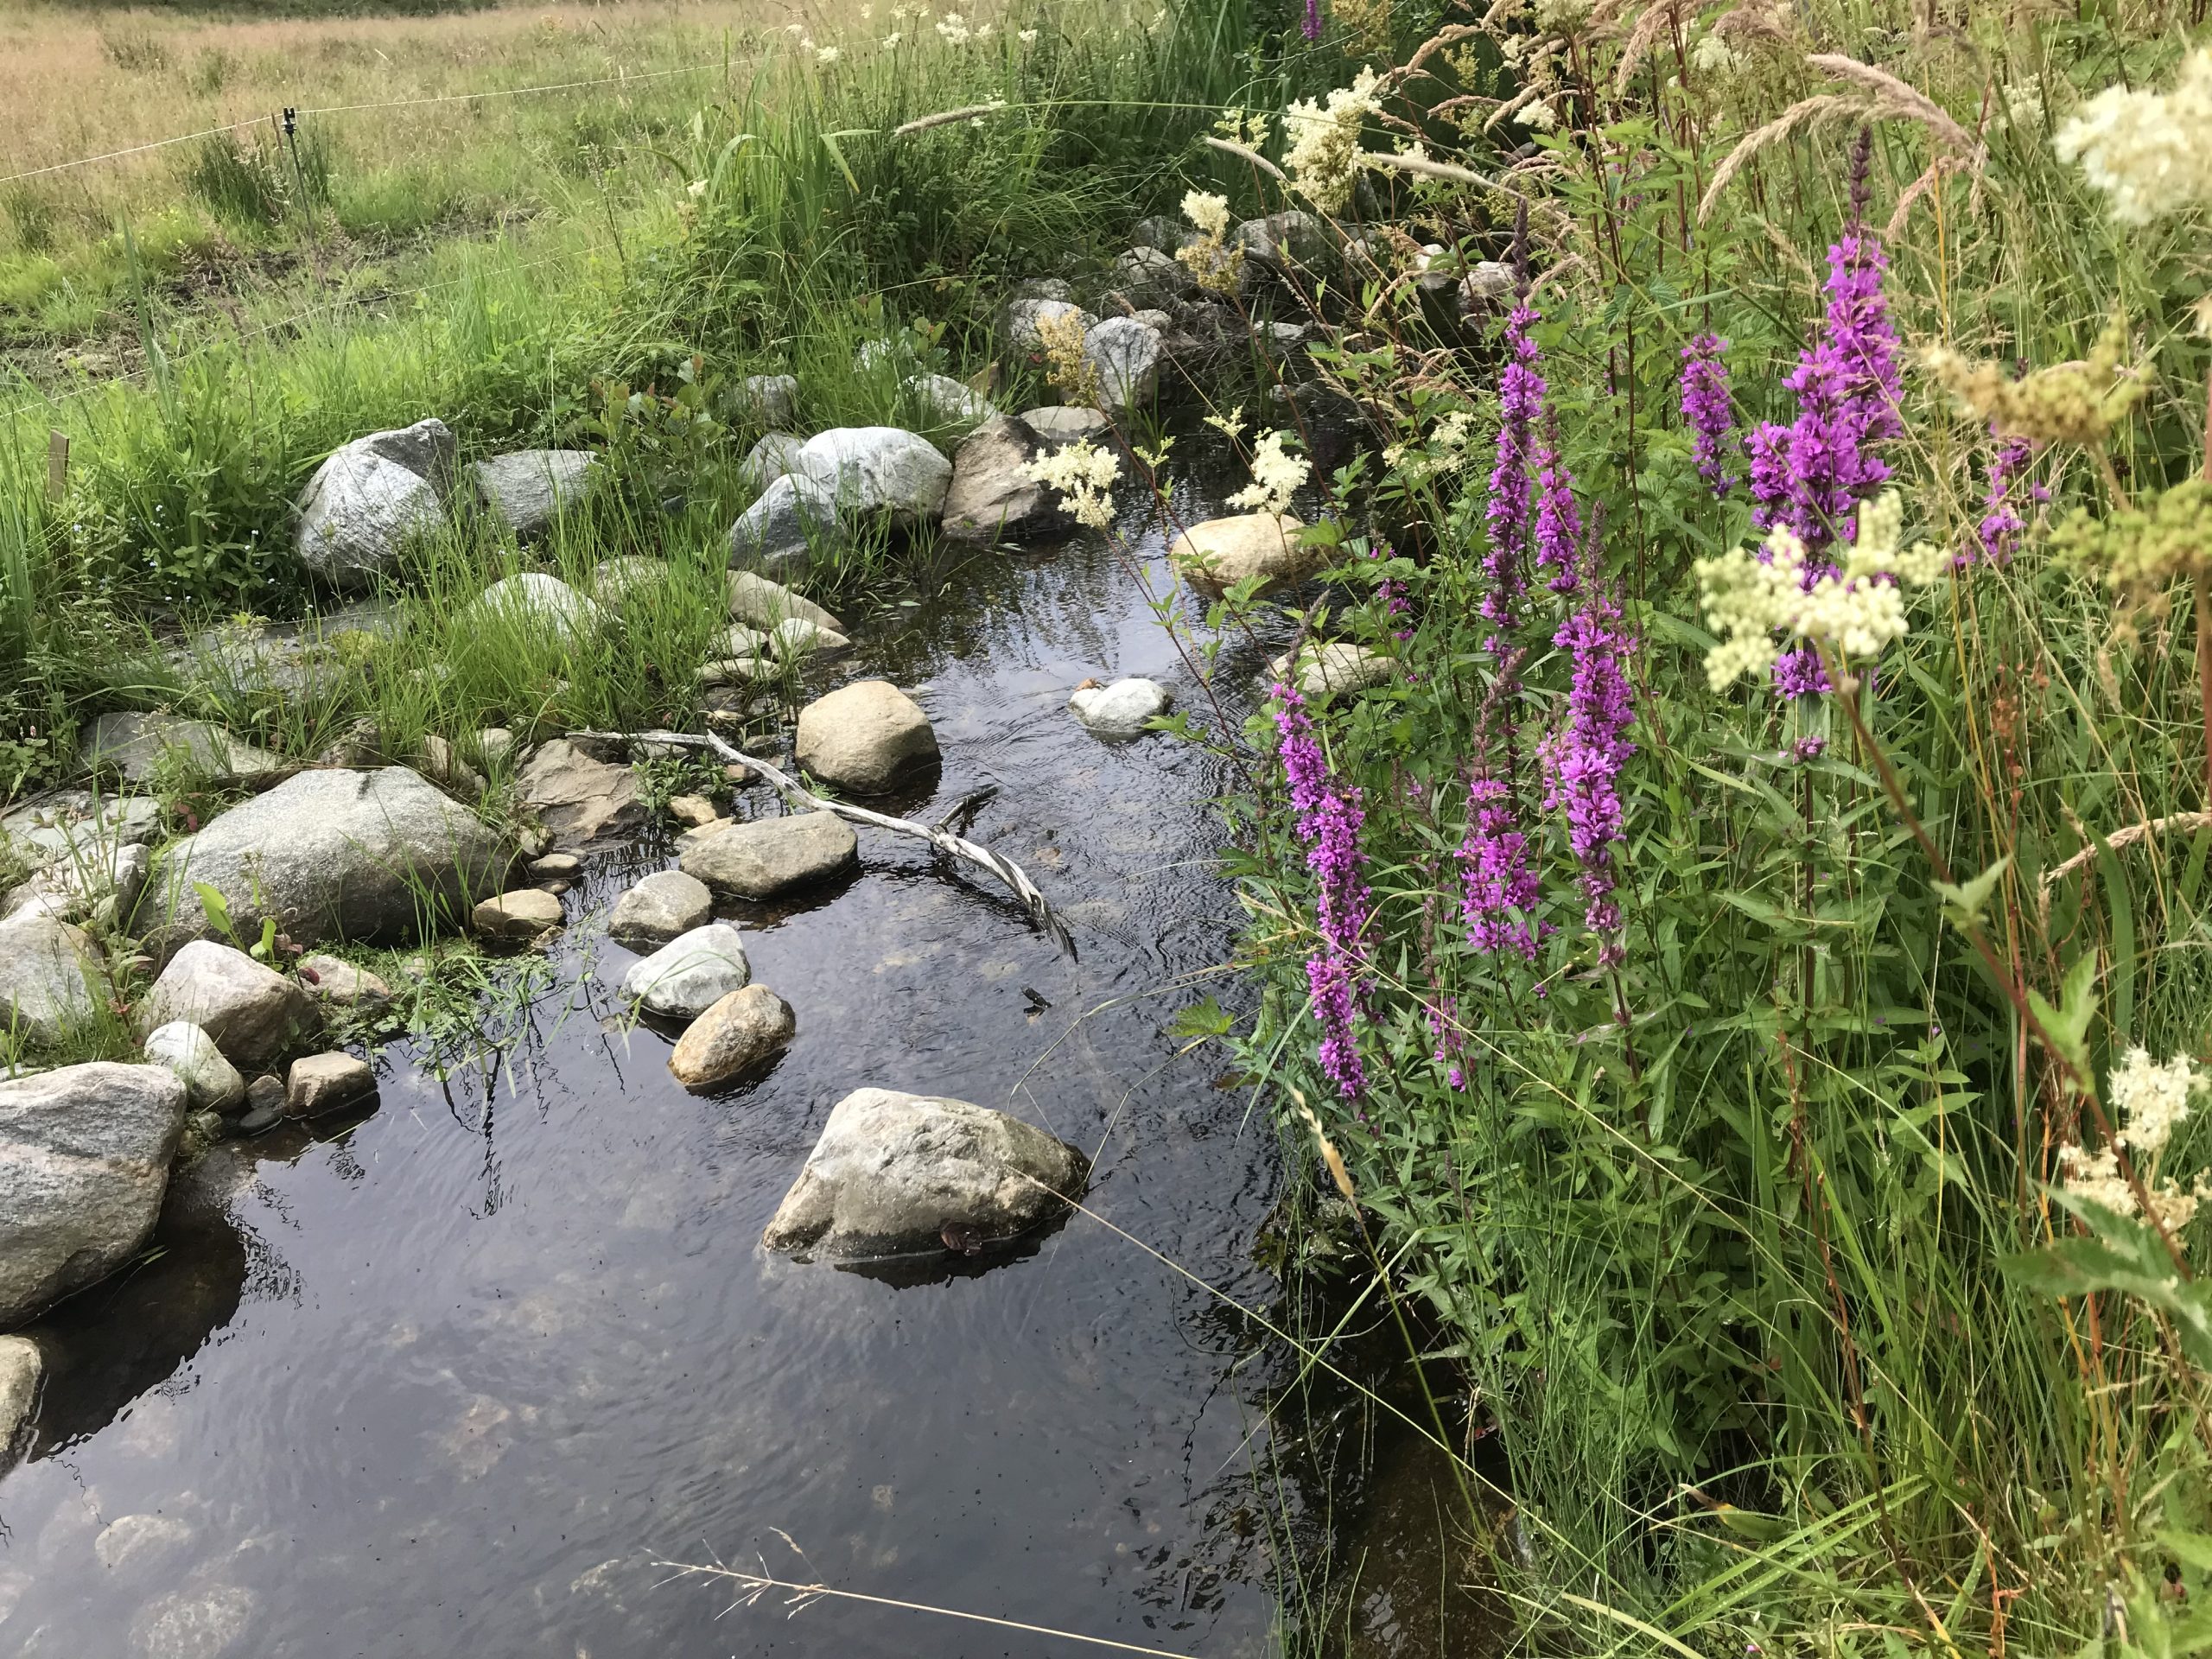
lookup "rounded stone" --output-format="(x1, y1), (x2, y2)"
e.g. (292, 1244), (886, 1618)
(668, 984), (796, 1090)
(136, 942), (319, 1072)
(621, 922), (750, 1018)
(471, 889), (564, 942)
(677, 811), (859, 899)
(607, 870), (715, 948)
(794, 681), (939, 796)
(1167, 512), (1315, 598)
(142, 1021), (247, 1113)
(284, 1051), (376, 1118)
(1068, 677), (1173, 737)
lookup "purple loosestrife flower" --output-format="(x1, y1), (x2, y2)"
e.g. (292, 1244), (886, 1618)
(1485, 302), (1546, 637)
(1975, 435), (2043, 564)
(1770, 645), (1830, 700)
(1541, 572), (1637, 964)
(1459, 774), (1541, 960)
(1680, 333), (1735, 495)
(1274, 683), (1370, 1096)
(1532, 434), (1583, 594)
(1301, 0), (1323, 40)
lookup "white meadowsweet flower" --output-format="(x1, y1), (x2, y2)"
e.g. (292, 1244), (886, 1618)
(1518, 99), (1559, 131)
(935, 10), (971, 42)
(816, 44), (841, 62)
(1690, 32), (1742, 78)
(1019, 27), (1039, 42)
(1203, 404), (1246, 442)
(2055, 48), (2212, 225)
(2060, 1046), (2212, 1229)
(1182, 190), (1231, 239)
(1281, 67), (1382, 213)
(976, 19), (993, 35)
(1226, 430), (1309, 516)
(2113, 1047), (2203, 1156)
(882, 31), (902, 46)
(687, 179), (709, 198)
(1027, 440), (1121, 530)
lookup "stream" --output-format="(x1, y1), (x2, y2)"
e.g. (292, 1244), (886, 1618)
(0, 441), (1483, 1658)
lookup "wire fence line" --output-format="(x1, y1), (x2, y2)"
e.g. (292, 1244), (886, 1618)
(0, 58), (733, 189)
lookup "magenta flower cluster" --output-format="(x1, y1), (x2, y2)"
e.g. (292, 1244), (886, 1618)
(1459, 773), (1541, 961)
(1484, 302), (1546, 639)
(1975, 435), (2044, 564)
(1679, 333), (1734, 495)
(1300, 0), (1323, 40)
(1541, 572), (1637, 965)
(1274, 683), (1370, 1096)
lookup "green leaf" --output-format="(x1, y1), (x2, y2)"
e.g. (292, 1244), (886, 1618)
(2000, 1201), (2212, 1369)
(1931, 854), (2010, 931)
(193, 880), (234, 946)
(2024, 951), (2099, 1080)
(1169, 995), (1233, 1041)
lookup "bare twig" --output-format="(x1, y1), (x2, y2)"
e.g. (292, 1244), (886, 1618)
(1199, 133), (1285, 181)
(570, 729), (1077, 958)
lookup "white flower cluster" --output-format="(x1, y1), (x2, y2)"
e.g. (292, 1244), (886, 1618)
(1694, 492), (1948, 691)
(1226, 430), (1309, 516)
(1282, 67), (1382, 214)
(1691, 31), (1743, 79)
(1026, 439), (1121, 530)
(2054, 48), (2212, 225)
(936, 11), (971, 42)
(1182, 190), (1230, 240)
(1382, 407), (1477, 482)
(2060, 1047), (2212, 1229)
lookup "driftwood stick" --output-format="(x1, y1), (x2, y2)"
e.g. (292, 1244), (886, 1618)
(573, 729), (1077, 959)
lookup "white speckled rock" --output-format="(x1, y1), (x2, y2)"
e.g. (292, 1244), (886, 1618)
(620, 922), (750, 1018)
(1267, 640), (1393, 699)
(293, 418), (453, 588)
(728, 472), (846, 576)
(1082, 316), (1163, 414)
(471, 449), (596, 540)
(905, 372), (995, 429)
(796, 427), (952, 522)
(143, 1021), (246, 1112)
(466, 573), (607, 648)
(1068, 677), (1173, 737)
(607, 870), (714, 948)
(0, 912), (101, 1046)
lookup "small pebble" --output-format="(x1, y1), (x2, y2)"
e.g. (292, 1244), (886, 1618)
(237, 1103), (284, 1136)
(528, 853), (582, 880)
(667, 794), (721, 829)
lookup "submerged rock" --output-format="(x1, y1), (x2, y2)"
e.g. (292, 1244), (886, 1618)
(762, 1088), (1088, 1258)
(0, 913), (101, 1046)
(143, 1021), (246, 1113)
(1068, 677), (1173, 737)
(728, 569), (843, 634)
(728, 472), (845, 576)
(293, 417), (454, 588)
(136, 767), (512, 957)
(0, 1334), (40, 1469)
(795, 681), (939, 795)
(796, 427), (953, 522)
(0, 1061), (188, 1328)
(621, 921), (750, 1019)
(471, 449), (596, 540)
(668, 983), (794, 1090)
(516, 740), (644, 846)
(608, 870), (714, 948)
(1167, 512), (1314, 598)
(941, 413), (1068, 543)
(137, 942), (319, 1071)
(678, 810), (858, 899)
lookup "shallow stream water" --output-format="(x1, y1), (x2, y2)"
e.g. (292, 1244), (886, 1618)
(0, 446), (1482, 1659)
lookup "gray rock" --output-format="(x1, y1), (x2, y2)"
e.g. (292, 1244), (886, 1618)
(1001, 297), (1097, 357)
(905, 372), (995, 429)
(621, 921), (750, 1018)
(762, 1087), (1088, 1258)
(797, 427), (953, 522)
(143, 1021), (246, 1112)
(137, 943), (318, 1070)
(1235, 209), (1331, 275)
(293, 418), (454, 588)
(678, 810), (858, 899)
(0, 914), (101, 1046)
(1017, 405), (1110, 447)
(1109, 245), (1198, 309)
(732, 373), (799, 429)
(1007, 276), (1075, 303)
(1168, 512), (1316, 598)
(81, 712), (283, 787)
(296, 953), (391, 1008)
(1082, 317), (1163, 414)
(795, 681), (939, 795)
(608, 870), (714, 947)
(727, 570), (843, 634)
(0, 791), (161, 874)
(668, 983), (794, 1090)
(941, 414), (1068, 543)
(764, 617), (849, 658)
(1068, 677), (1173, 736)
(465, 573), (606, 648)
(0, 1062), (188, 1328)
(471, 888), (563, 942)
(592, 556), (664, 604)
(6, 838), (154, 925)
(516, 740), (643, 846)
(716, 621), (770, 658)
(1130, 215), (1198, 253)
(135, 768), (512, 957)
(284, 1051), (375, 1117)
(0, 1333), (39, 1469)
(471, 450), (596, 540)
(93, 1512), (196, 1573)
(737, 432), (808, 494)
(728, 472), (845, 576)
(128, 1584), (257, 1659)
(1268, 640), (1393, 699)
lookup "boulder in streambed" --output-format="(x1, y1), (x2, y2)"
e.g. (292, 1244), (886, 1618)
(471, 450), (596, 540)
(293, 417), (454, 588)
(738, 432), (807, 495)
(81, 711), (284, 788)
(0, 1334), (40, 1470)
(1108, 245), (1198, 310)
(941, 413), (1069, 543)
(0, 912), (102, 1046)
(1082, 316), (1162, 414)
(796, 427), (953, 523)
(515, 739), (644, 846)
(728, 472), (846, 576)
(1018, 405), (1110, 448)
(678, 810), (858, 899)
(668, 983), (795, 1090)
(728, 570), (843, 634)
(761, 1088), (1088, 1259)
(621, 921), (750, 1019)
(465, 572), (607, 649)
(905, 372), (995, 429)
(472, 888), (563, 943)
(1268, 640), (1393, 700)
(143, 1021), (246, 1113)
(134, 766), (512, 957)
(1068, 677), (1173, 737)
(284, 1051), (376, 1118)
(1235, 209), (1332, 277)
(608, 869), (714, 948)
(1167, 512), (1315, 598)
(795, 681), (938, 796)
(137, 941), (319, 1071)
(0, 1061), (188, 1328)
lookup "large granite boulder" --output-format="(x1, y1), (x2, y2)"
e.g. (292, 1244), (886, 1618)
(1083, 317), (1163, 414)
(678, 810), (858, 899)
(795, 682), (939, 795)
(941, 414), (1069, 543)
(762, 1088), (1089, 1258)
(135, 766), (512, 957)
(728, 472), (845, 575)
(471, 450), (596, 540)
(796, 427), (952, 523)
(737, 432), (808, 494)
(293, 418), (454, 588)
(0, 913), (101, 1045)
(136, 941), (319, 1070)
(515, 740), (644, 846)
(0, 1062), (188, 1328)
(1167, 512), (1315, 598)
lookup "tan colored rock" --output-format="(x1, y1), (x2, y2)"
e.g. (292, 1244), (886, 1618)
(727, 570), (842, 634)
(285, 1051), (376, 1117)
(668, 984), (796, 1090)
(137, 941), (318, 1071)
(607, 869), (713, 947)
(667, 794), (721, 829)
(472, 888), (563, 942)
(795, 681), (939, 796)
(514, 739), (643, 844)
(1267, 641), (1393, 699)
(679, 810), (857, 899)
(1167, 512), (1314, 598)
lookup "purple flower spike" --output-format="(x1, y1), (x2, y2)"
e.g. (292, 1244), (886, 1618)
(1300, 0), (1323, 40)
(1484, 302), (1546, 639)
(1532, 436), (1582, 595)
(1541, 570), (1637, 961)
(1680, 333), (1734, 495)
(1975, 434), (2040, 564)
(1459, 774), (1541, 961)
(1274, 683), (1370, 1096)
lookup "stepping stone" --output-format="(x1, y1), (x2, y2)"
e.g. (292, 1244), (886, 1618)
(679, 810), (857, 899)
(668, 984), (795, 1090)
(472, 889), (563, 942)
(795, 681), (938, 795)
(608, 870), (714, 948)
(621, 922), (750, 1018)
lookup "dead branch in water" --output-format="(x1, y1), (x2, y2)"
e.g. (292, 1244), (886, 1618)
(570, 728), (1077, 959)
